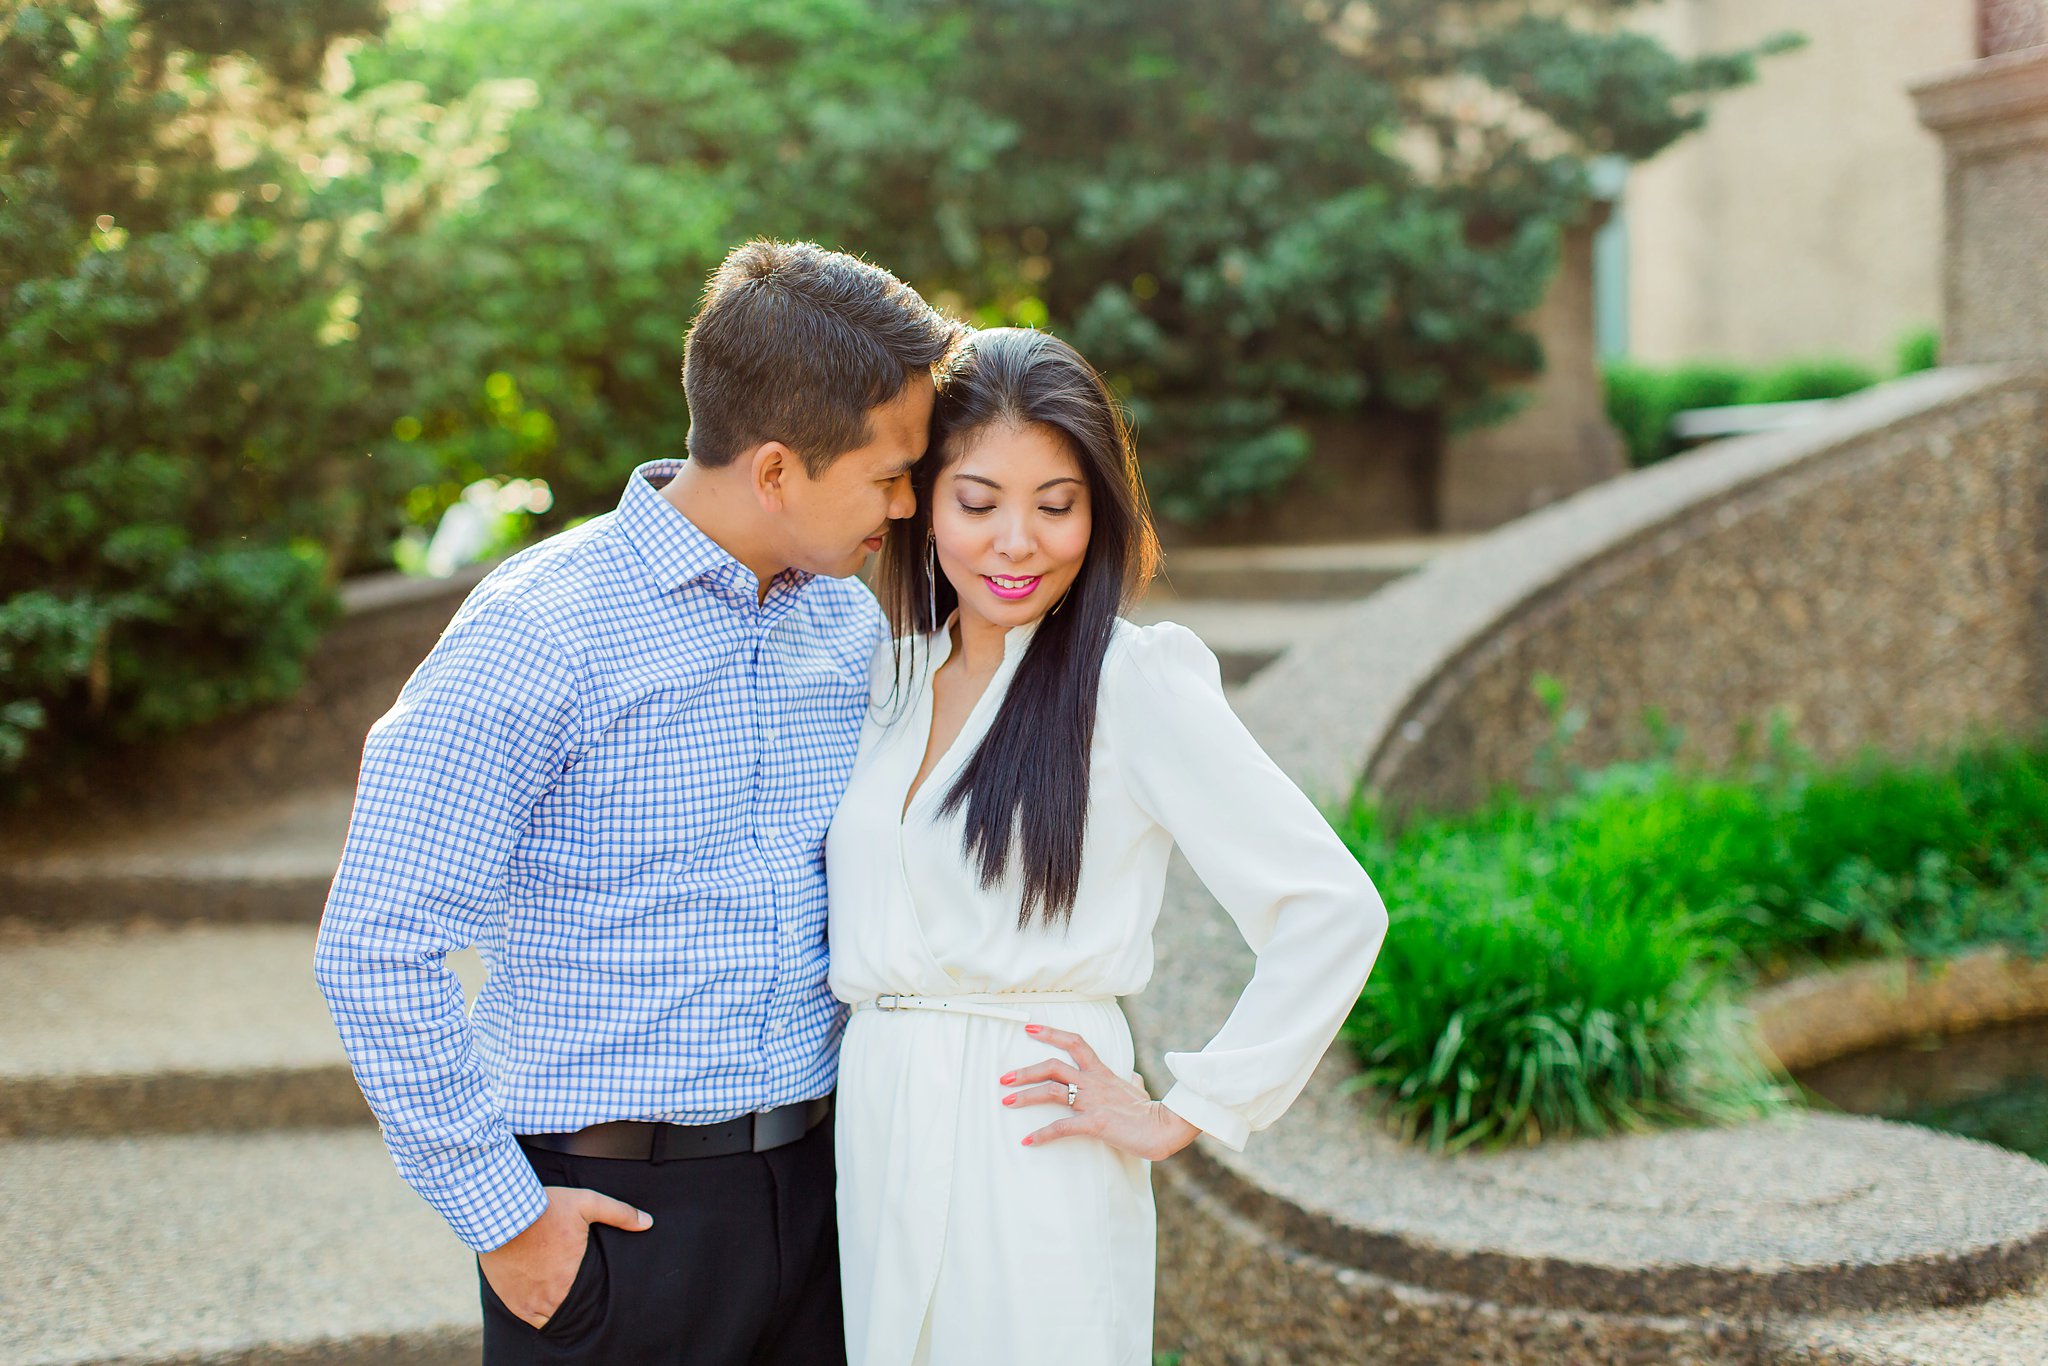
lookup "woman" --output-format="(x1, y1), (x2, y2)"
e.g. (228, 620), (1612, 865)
(824, 328), (1389, 1366)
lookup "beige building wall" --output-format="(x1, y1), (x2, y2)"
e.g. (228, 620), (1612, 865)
(1622, 0), (1978, 366)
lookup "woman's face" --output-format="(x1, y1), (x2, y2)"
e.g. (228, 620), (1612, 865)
(931, 421), (1093, 637)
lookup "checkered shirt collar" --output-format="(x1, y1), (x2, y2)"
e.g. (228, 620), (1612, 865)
(617, 459), (817, 603)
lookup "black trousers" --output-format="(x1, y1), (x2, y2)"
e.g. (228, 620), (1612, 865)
(478, 1115), (845, 1365)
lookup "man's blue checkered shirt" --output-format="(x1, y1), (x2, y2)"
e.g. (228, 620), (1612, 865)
(315, 460), (885, 1252)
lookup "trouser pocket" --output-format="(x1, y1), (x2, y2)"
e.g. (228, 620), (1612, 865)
(536, 1228), (609, 1343)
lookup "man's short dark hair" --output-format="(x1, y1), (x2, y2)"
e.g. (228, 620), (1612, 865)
(682, 240), (958, 474)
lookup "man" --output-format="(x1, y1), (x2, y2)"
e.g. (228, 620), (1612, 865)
(316, 240), (956, 1364)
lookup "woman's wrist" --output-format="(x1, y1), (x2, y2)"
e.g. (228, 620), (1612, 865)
(1148, 1101), (1202, 1160)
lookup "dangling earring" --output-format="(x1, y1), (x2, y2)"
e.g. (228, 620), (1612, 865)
(925, 531), (939, 633)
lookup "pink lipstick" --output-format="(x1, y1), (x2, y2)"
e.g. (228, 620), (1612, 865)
(983, 574), (1041, 601)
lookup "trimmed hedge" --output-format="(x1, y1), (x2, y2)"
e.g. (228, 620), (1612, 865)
(1602, 328), (1938, 468)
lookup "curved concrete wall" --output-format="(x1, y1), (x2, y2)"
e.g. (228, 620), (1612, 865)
(1237, 365), (2048, 816)
(1132, 365), (2048, 1363)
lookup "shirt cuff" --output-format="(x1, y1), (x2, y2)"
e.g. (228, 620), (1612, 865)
(1161, 1080), (1252, 1152)
(429, 1135), (552, 1253)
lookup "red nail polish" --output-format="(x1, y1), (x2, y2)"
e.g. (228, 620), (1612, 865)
(1002, 1095), (1015, 1106)
(999, 1072), (1015, 1084)
(1024, 1025), (1041, 1034)
(1021, 1136), (1034, 1146)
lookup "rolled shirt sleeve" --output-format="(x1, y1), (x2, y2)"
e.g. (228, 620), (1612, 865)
(1106, 622), (1389, 1151)
(314, 597), (581, 1251)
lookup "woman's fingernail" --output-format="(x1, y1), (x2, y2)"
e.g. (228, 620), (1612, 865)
(1001, 1095), (1015, 1106)
(1021, 1136), (1034, 1146)
(999, 1072), (1015, 1084)
(1024, 1025), (1041, 1034)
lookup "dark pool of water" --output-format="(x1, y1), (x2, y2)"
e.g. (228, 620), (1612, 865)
(1794, 1018), (2048, 1162)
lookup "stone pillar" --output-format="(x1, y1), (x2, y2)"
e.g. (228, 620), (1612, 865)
(1912, 44), (2048, 364)
(1436, 217), (1630, 532)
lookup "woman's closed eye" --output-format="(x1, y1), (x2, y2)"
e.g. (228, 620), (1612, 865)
(956, 501), (1076, 516)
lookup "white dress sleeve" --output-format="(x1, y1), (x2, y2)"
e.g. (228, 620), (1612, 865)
(1106, 621), (1389, 1151)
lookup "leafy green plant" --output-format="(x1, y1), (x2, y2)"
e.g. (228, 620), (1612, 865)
(1895, 324), (1941, 375)
(0, 1), (519, 797)
(355, 0), (1787, 526)
(1602, 324), (1946, 468)
(0, 1), (1793, 786)
(1745, 358), (1880, 406)
(1336, 684), (2048, 1149)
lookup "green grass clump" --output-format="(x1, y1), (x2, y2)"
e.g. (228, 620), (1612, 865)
(1336, 721), (2048, 1152)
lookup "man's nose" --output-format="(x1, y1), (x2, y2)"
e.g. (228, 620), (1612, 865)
(887, 477), (916, 520)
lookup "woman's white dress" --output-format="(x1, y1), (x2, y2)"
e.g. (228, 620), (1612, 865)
(824, 617), (1388, 1366)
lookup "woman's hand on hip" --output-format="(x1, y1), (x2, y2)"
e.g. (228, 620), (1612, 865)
(998, 1022), (1201, 1162)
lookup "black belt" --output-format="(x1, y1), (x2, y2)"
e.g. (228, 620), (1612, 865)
(520, 1096), (831, 1163)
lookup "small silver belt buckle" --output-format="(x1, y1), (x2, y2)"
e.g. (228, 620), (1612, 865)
(875, 994), (905, 1012)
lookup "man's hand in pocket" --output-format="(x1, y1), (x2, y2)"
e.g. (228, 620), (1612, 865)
(478, 1186), (653, 1328)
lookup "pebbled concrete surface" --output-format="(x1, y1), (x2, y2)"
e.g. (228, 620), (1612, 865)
(1134, 859), (2048, 1319)
(0, 788), (356, 928)
(1146, 536), (1464, 601)
(0, 1129), (478, 1366)
(0, 923), (481, 1135)
(1771, 1278), (2048, 1364)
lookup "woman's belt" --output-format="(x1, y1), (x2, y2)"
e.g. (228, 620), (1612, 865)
(850, 990), (1115, 1024)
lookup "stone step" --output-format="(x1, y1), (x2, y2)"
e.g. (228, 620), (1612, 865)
(1769, 1277), (2048, 1364)
(0, 1128), (477, 1366)
(0, 596), (1380, 930)
(1132, 598), (1364, 685)
(0, 788), (355, 929)
(1145, 535), (1466, 602)
(0, 923), (480, 1137)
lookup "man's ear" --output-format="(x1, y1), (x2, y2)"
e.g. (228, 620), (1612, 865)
(747, 441), (801, 512)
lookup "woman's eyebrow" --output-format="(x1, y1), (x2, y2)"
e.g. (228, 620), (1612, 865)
(950, 473), (1082, 491)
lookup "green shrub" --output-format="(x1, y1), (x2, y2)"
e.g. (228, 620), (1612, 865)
(0, 2), (514, 796)
(347, 0), (1003, 526)
(1745, 358), (1880, 405)
(1597, 363), (1667, 468)
(357, 0), (1788, 526)
(1336, 719), (2048, 1150)
(2, 0), (1792, 784)
(1338, 797), (1781, 1151)
(1601, 361), (1749, 467)
(1894, 324), (1941, 375)
(1603, 324), (1944, 468)
(1605, 357), (1876, 468)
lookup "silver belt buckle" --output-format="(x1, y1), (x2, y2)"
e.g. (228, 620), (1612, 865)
(875, 994), (905, 1012)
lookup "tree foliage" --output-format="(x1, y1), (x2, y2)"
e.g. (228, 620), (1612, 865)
(3, 0), (1783, 792)
(918, 0), (1789, 517)
(0, 0), (518, 792)
(364, 0), (1786, 524)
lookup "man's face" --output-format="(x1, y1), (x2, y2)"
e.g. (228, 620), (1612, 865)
(777, 377), (932, 578)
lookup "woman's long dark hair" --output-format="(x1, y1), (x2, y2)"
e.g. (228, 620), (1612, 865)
(872, 328), (1161, 928)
